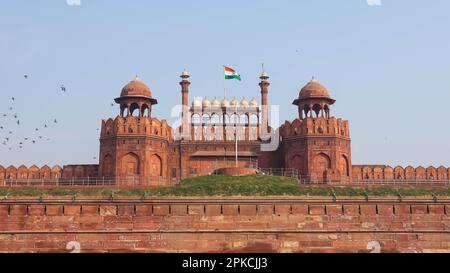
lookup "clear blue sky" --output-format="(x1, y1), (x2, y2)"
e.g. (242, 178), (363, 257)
(1, 0), (449, 167)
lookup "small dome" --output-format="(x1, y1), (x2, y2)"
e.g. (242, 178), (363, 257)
(240, 98), (249, 107)
(260, 71), (269, 78)
(221, 98), (229, 107)
(212, 97), (220, 107)
(249, 98), (258, 107)
(202, 97), (211, 107)
(230, 97), (239, 106)
(192, 97), (202, 107)
(299, 79), (330, 100)
(181, 69), (189, 77)
(120, 76), (152, 98)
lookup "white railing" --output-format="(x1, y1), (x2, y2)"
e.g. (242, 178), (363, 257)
(1, 176), (179, 187)
(352, 179), (450, 186)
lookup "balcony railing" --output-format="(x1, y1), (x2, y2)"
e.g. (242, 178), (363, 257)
(1, 176), (178, 187)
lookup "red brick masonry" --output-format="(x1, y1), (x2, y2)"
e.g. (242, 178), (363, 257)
(1, 196), (450, 253)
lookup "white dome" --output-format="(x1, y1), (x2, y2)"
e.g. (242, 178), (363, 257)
(230, 97), (239, 107)
(249, 98), (258, 107)
(192, 97), (202, 107)
(202, 97), (211, 107)
(221, 98), (229, 107)
(212, 97), (220, 107)
(181, 69), (189, 77)
(240, 98), (249, 107)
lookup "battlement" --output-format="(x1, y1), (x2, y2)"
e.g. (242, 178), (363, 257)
(100, 116), (172, 140)
(0, 164), (62, 180)
(61, 164), (99, 178)
(280, 117), (350, 138)
(353, 165), (450, 181)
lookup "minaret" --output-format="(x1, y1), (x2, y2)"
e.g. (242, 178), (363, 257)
(179, 69), (190, 139)
(259, 69), (270, 133)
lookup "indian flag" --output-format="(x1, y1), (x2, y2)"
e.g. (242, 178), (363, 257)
(224, 66), (242, 81)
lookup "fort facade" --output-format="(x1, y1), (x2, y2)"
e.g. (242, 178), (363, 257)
(0, 71), (448, 186)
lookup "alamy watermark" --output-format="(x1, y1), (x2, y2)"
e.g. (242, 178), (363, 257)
(66, 0), (81, 6)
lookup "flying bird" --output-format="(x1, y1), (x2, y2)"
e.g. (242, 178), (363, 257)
(32, 140), (35, 144)
(24, 75), (28, 79)
(8, 131), (12, 134)
(35, 128), (39, 131)
(0, 126), (3, 129)
(44, 124), (47, 128)
(13, 113), (17, 119)
(11, 97), (14, 101)
(60, 85), (66, 92)
(9, 107), (13, 111)
(16, 120), (20, 125)
(54, 119), (58, 123)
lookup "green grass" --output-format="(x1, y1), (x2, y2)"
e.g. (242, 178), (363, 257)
(0, 174), (450, 197)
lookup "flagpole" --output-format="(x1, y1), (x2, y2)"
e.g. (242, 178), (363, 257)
(235, 103), (238, 168)
(223, 66), (227, 99)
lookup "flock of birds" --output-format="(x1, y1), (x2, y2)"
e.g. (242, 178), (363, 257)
(0, 74), (64, 152)
(0, 74), (114, 161)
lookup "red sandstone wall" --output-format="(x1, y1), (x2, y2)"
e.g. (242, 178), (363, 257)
(0, 165), (63, 181)
(353, 165), (450, 182)
(1, 197), (450, 253)
(0, 165), (99, 182)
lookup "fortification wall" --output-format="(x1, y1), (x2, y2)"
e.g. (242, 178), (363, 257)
(0, 165), (99, 181)
(353, 165), (450, 182)
(1, 197), (450, 253)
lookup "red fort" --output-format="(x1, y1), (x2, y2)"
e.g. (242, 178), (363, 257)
(1, 70), (447, 185)
(1, 70), (450, 253)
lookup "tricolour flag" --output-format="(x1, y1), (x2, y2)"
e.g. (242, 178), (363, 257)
(224, 66), (242, 81)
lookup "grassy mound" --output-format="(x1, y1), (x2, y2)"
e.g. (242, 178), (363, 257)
(0, 174), (449, 197)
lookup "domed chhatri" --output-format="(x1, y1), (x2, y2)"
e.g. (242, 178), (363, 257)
(292, 78), (336, 119)
(115, 75), (158, 118)
(120, 75), (153, 98)
(298, 78), (330, 100)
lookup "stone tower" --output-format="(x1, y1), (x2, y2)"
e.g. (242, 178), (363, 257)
(98, 76), (172, 186)
(259, 71), (270, 134)
(179, 69), (190, 140)
(280, 79), (352, 183)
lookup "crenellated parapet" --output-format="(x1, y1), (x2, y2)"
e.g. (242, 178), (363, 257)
(101, 116), (173, 140)
(280, 117), (350, 138)
(61, 164), (99, 178)
(0, 164), (63, 180)
(352, 165), (450, 181)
